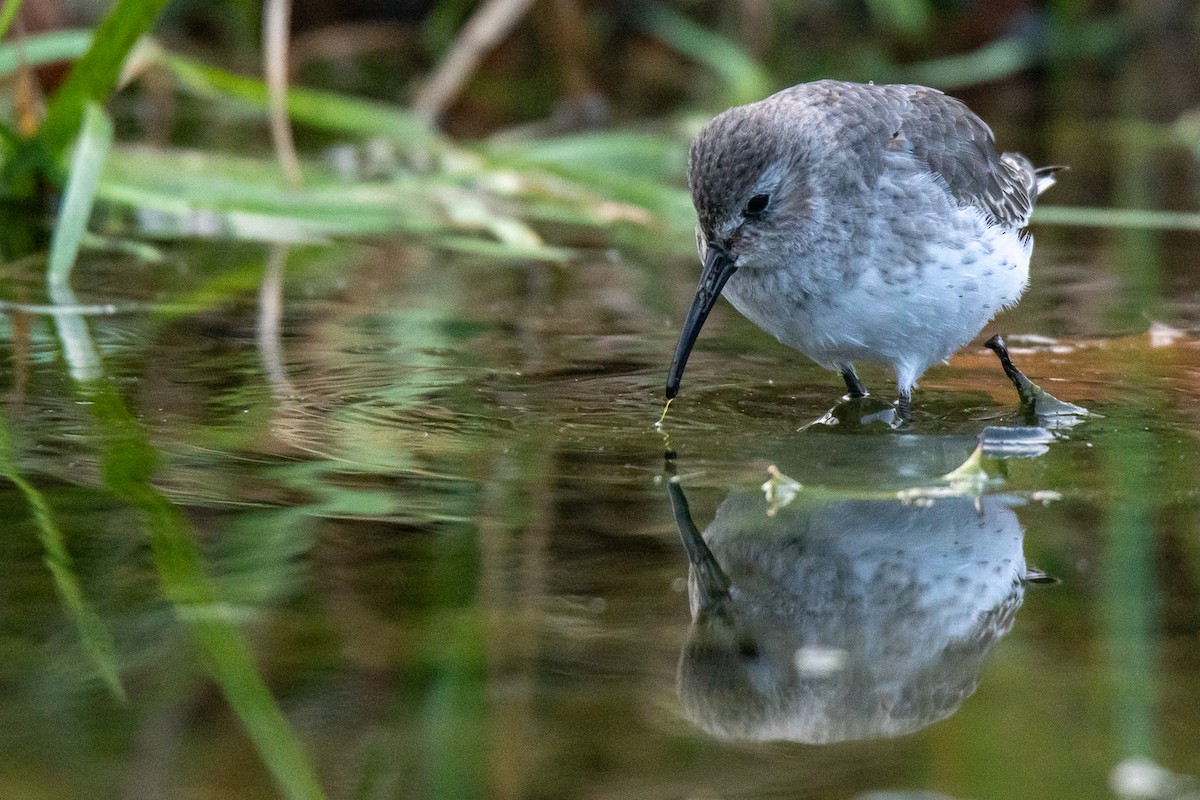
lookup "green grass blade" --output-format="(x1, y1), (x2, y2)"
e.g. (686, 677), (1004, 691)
(489, 130), (687, 178)
(155, 49), (438, 148)
(96, 146), (579, 256)
(0, 413), (126, 700)
(88, 384), (327, 800)
(902, 37), (1036, 89)
(488, 130), (694, 228)
(46, 101), (109, 382)
(0, 0), (28, 43)
(0, 28), (92, 77)
(863, 0), (932, 36)
(48, 102), (113, 289)
(80, 231), (166, 262)
(636, 4), (771, 106)
(1033, 205), (1200, 232)
(38, 0), (169, 157)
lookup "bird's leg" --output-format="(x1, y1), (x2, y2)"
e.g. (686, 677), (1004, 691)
(840, 365), (868, 399)
(984, 335), (1037, 407)
(894, 387), (912, 425)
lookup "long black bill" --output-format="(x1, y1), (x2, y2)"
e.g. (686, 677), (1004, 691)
(665, 244), (738, 399)
(666, 466), (731, 615)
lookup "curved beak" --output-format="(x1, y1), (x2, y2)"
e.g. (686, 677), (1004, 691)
(665, 244), (738, 399)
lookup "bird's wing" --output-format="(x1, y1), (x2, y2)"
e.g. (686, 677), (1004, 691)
(895, 86), (1042, 229)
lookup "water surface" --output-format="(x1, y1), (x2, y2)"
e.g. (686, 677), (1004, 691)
(2, 128), (1200, 800)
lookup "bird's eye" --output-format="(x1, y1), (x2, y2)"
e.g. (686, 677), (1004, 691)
(745, 194), (770, 215)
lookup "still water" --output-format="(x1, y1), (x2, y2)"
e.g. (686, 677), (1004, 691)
(2, 146), (1200, 798)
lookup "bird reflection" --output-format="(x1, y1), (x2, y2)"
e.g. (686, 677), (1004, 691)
(668, 473), (1049, 744)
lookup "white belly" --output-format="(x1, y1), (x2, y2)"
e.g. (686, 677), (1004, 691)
(723, 206), (1031, 391)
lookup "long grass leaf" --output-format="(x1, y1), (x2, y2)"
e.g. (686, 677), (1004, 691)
(488, 131), (694, 228)
(155, 49), (438, 148)
(0, 0), (28, 43)
(1033, 205), (1200, 232)
(45, 101), (109, 382)
(97, 146), (580, 255)
(0, 29), (91, 77)
(636, 4), (771, 106)
(489, 131), (687, 178)
(902, 37), (1035, 89)
(48, 102), (113, 288)
(863, 0), (932, 36)
(98, 181), (430, 242)
(88, 384), (328, 800)
(432, 234), (574, 261)
(38, 0), (170, 157)
(0, 414), (126, 700)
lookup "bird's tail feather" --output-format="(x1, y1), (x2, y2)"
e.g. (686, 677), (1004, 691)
(1033, 165), (1067, 196)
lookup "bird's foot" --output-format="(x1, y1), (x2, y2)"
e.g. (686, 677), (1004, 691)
(889, 390), (913, 429)
(801, 396), (898, 430)
(984, 335), (1090, 422)
(840, 366), (868, 400)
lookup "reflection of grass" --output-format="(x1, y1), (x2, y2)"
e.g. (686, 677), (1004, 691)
(0, 414), (126, 701)
(88, 382), (328, 800)
(31, 127), (329, 796)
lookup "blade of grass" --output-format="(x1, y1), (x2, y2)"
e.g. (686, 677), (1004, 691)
(44, 103), (109, 381)
(153, 47), (439, 149)
(97, 146), (577, 256)
(488, 130), (694, 228)
(0, 0), (28, 43)
(636, 4), (771, 107)
(88, 382), (328, 800)
(38, 0), (169, 157)
(80, 230), (165, 262)
(901, 36), (1036, 89)
(488, 130), (687, 179)
(48, 102), (113, 289)
(902, 17), (1125, 90)
(863, 0), (932, 37)
(1033, 205), (1200, 232)
(0, 413), (126, 701)
(0, 28), (92, 78)
(0, 299), (130, 314)
(432, 234), (573, 261)
(99, 181), (428, 243)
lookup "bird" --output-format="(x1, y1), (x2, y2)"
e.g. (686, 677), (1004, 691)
(667, 471), (1045, 743)
(665, 80), (1060, 421)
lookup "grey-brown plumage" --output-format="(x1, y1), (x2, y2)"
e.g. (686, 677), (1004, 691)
(668, 478), (1036, 744)
(668, 80), (1059, 419)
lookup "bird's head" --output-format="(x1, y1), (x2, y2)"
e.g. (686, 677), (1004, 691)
(666, 101), (814, 400)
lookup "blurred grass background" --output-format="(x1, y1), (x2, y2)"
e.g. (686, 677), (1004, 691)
(0, 0), (1198, 276)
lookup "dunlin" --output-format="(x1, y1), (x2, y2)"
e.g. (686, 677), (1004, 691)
(665, 80), (1058, 420)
